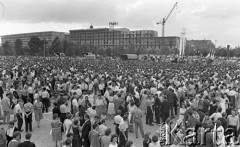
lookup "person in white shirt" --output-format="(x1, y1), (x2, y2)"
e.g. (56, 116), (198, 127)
(15, 100), (23, 131)
(210, 107), (222, 122)
(71, 94), (79, 117)
(27, 85), (34, 103)
(41, 87), (50, 113)
(114, 110), (123, 136)
(228, 87), (237, 108)
(99, 119), (108, 136)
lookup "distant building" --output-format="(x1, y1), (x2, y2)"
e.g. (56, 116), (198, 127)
(1, 31), (67, 48)
(70, 26), (180, 50)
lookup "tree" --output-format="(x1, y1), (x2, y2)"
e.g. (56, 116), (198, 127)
(96, 48), (105, 56)
(160, 47), (170, 55)
(115, 45), (125, 56)
(2, 41), (14, 55)
(105, 48), (112, 56)
(28, 36), (42, 55)
(62, 40), (69, 55)
(14, 39), (23, 56)
(50, 37), (63, 55)
(126, 44), (135, 54)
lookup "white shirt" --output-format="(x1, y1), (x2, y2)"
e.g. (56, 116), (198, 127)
(229, 90), (236, 96)
(14, 103), (22, 114)
(72, 99), (79, 107)
(27, 87), (33, 94)
(114, 115), (123, 125)
(41, 91), (49, 98)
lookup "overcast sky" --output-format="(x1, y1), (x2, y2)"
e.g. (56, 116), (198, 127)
(0, 0), (239, 47)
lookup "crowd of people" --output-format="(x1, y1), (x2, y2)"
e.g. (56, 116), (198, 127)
(0, 56), (239, 147)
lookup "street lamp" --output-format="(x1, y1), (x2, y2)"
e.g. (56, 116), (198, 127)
(109, 21), (118, 57)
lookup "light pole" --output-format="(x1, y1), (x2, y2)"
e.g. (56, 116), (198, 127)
(109, 21), (118, 57)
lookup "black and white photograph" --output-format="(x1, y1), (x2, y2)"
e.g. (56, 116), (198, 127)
(0, 0), (240, 147)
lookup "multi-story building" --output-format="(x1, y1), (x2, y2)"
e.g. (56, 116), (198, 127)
(70, 26), (180, 50)
(1, 31), (67, 48)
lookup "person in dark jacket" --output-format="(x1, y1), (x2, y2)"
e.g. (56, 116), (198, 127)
(154, 94), (161, 124)
(18, 133), (36, 147)
(166, 88), (178, 117)
(52, 102), (60, 118)
(218, 112), (228, 131)
(205, 125), (214, 147)
(143, 133), (151, 147)
(160, 95), (170, 123)
(82, 114), (91, 147)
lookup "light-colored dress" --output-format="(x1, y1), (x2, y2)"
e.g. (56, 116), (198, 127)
(51, 120), (62, 141)
(64, 119), (72, 135)
(141, 94), (147, 113)
(108, 96), (115, 115)
(218, 97), (228, 113)
(34, 101), (43, 122)
(87, 107), (97, 124)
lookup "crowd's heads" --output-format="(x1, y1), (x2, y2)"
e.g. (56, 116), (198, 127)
(53, 113), (58, 120)
(217, 107), (222, 113)
(12, 131), (21, 140)
(143, 132), (151, 141)
(125, 141), (134, 147)
(110, 134), (118, 142)
(104, 128), (111, 136)
(25, 133), (32, 140)
(151, 135), (158, 143)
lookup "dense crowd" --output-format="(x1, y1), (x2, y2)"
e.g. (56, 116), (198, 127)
(0, 56), (239, 147)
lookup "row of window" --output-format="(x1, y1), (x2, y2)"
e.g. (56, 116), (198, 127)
(78, 45), (167, 48)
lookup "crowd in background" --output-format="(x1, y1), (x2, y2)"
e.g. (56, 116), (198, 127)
(0, 56), (239, 147)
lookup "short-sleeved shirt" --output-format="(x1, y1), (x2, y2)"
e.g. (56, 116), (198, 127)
(133, 108), (143, 120)
(1, 97), (10, 112)
(114, 115), (123, 125)
(24, 102), (33, 113)
(119, 121), (128, 131)
(228, 115), (239, 126)
(60, 104), (67, 113)
(41, 91), (49, 99)
(14, 104), (22, 114)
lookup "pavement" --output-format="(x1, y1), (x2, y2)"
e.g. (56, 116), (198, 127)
(1, 112), (161, 147)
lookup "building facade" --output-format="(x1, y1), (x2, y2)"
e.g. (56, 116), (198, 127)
(70, 27), (180, 50)
(1, 31), (67, 48)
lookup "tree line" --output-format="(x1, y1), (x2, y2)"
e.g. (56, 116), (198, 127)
(1, 36), (239, 57)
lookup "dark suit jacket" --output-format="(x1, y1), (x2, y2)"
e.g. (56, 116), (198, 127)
(166, 91), (177, 104)
(18, 141), (36, 147)
(205, 131), (213, 147)
(82, 120), (91, 140)
(160, 100), (170, 115)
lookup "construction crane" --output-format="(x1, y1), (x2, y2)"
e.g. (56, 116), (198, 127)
(157, 2), (178, 37)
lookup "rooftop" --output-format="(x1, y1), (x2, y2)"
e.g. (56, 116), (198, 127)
(1, 31), (67, 37)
